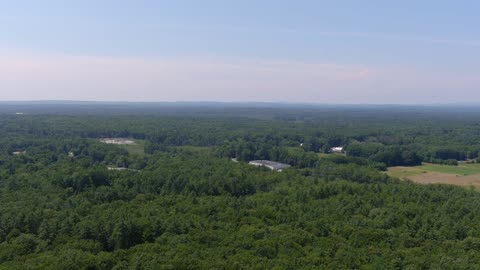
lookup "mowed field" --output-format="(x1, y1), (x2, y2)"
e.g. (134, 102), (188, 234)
(387, 163), (480, 189)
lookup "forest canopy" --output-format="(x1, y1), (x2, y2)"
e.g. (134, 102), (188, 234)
(1, 104), (480, 269)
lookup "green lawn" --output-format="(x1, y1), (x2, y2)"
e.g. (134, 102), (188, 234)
(418, 163), (480, 176)
(386, 166), (426, 179)
(387, 162), (480, 178)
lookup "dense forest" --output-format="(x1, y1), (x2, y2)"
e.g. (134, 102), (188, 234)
(1, 104), (480, 269)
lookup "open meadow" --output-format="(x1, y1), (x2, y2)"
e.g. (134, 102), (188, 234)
(387, 163), (480, 189)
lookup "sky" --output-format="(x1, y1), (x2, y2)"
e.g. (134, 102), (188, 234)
(0, 0), (479, 104)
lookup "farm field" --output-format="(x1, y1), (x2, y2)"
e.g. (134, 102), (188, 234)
(408, 172), (480, 190)
(387, 163), (480, 189)
(386, 166), (426, 179)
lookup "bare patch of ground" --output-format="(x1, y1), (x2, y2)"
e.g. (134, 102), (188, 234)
(407, 172), (480, 190)
(387, 165), (480, 190)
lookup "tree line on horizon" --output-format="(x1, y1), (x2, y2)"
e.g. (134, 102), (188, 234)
(1, 111), (480, 268)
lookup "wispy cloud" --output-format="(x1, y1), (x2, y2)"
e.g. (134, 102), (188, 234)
(0, 50), (478, 104)
(312, 31), (480, 47)
(149, 23), (480, 47)
(0, 51), (376, 101)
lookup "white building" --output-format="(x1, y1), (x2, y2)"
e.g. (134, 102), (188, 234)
(99, 138), (136, 145)
(248, 160), (291, 172)
(330, 146), (344, 153)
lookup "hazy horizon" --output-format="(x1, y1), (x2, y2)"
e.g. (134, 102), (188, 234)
(2, 100), (480, 107)
(1, 1), (479, 104)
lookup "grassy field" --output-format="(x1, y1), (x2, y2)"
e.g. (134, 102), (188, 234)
(387, 163), (480, 190)
(408, 173), (480, 190)
(417, 163), (480, 176)
(388, 163), (480, 178)
(386, 166), (427, 179)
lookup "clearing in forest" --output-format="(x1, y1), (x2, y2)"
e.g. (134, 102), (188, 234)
(387, 163), (480, 190)
(99, 138), (136, 145)
(119, 140), (145, 156)
(418, 163), (480, 176)
(99, 138), (145, 155)
(408, 172), (480, 190)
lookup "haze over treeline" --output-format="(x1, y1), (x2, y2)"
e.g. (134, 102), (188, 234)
(2, 1), (480, 269)
(1, 1), (479, 103)
(2, 104), (480, 268)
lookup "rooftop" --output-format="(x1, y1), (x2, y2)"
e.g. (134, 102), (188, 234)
(99, 138), (136, 145)
(249, 160), (291, 171)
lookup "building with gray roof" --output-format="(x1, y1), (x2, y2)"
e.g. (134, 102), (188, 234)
(248, 160), (291, 172)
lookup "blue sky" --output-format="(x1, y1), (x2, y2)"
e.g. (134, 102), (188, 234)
(1, 1), (479, 103)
